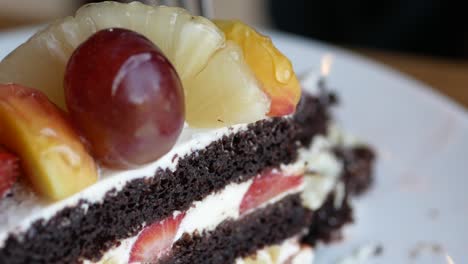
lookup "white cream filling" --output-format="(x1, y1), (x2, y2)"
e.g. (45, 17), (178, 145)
(84, 235), (137, 264)
(174, 180), (253, 241)
(300, 134), (343, 210)
(291, 247), (315, 264)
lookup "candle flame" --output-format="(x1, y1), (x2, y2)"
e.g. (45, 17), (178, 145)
(446, 254), (455, 264)
(320, 54), (334, 77)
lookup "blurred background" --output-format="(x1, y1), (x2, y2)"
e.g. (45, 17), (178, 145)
(0, 0), (467, 107)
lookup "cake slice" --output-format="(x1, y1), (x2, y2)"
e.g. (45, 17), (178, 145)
(0, 2), (375, 263)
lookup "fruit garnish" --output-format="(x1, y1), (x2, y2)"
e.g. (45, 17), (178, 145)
(240, 170), (303, 214)
(0, 1), (275, 127)
(0, 84), (97, 201)
(184, 41), (269, 127)
(65, 28), (184, 169)
(214, 20), (301, 116)
(0, 2), (223, 111)
(129, 213), (185, 263)
(0, 149), (19, 198)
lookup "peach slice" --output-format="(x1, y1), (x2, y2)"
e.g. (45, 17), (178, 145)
(0, 84), (97, 200)
(214, 20), (301, 116)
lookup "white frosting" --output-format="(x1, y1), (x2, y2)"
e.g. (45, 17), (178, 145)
(174, 180), (252, 241)
(302, 175), (336, 210)
(300, 135), (343, 210)
(334, 181), (346, 209)
(85, 235), (137, 264)
(291, 247), (315, 264)
(276, 240), (301, 263)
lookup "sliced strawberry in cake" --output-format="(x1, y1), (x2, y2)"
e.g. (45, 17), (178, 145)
(240, 169), (304, 215)
(130, 213), (185, 263)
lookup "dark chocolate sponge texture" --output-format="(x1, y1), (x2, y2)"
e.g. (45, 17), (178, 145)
(293, 91), (335, 146)
(336, 146), (376, 195)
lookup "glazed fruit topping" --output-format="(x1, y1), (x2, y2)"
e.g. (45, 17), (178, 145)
(65, 28), (185, 169)
(0, 84), (97, 200)
(215, 20), (301, 116)
(0, 2), (301, 129)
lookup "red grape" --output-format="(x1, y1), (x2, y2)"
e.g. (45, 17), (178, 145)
(65, 28), (185, 169)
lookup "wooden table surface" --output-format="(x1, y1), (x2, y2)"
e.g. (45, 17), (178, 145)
(355, 48), (468, 109)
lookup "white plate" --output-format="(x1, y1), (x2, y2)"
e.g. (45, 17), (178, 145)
(1, 27), (467, 264)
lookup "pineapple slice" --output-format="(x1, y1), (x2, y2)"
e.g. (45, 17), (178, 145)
(185, 42), (269, 127)
(0, 1), (298, 127)
(215, 20), (301, 116)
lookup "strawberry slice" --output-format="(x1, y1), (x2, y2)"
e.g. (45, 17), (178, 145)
(129, 212), (185, 263)
(240, 170), (303, 214)
(0, 149), (19, 198)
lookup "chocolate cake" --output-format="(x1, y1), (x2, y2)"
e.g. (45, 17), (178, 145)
(0, 90), (374, 263)
(0, 2), (375, 263)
